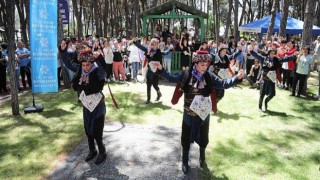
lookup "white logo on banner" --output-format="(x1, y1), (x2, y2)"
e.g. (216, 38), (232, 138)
(39, 9), (49, 19)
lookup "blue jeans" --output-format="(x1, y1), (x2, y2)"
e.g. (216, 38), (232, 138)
(131, 62), (139, 79)
(165, 58), (171, 73)
(15, 68), (20, 89)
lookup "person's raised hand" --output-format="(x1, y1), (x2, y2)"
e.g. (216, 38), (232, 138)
(247, 45), (253, 53)
(237, 69), (244, 80)
(237, 43), (242, 51)
(156, 62), (163, 70)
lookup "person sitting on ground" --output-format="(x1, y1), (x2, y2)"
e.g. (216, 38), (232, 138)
(247, 59), (262, 89)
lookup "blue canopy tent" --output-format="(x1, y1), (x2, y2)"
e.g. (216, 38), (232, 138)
(239, 13), (320, 37)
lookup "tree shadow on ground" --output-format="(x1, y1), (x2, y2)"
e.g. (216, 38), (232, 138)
(106, 91), (178, 123)
(209, 124), (320, 179)
(215, 111), (251, 123)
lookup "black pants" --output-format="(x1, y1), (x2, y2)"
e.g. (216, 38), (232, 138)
(292, 72), (307, 96)
(20, 66), (32, 88)
(181, 119), (209, 149)
(282, 69), (293, 88)
(259, 80), (275, 108)
(146, 74), (160, 99)
(0, 65), (7, 92)
(106, 64), (113, 79)
(246, 59), (254, 75)
(57, 67), (61, 86)
(84, 115), (105, 142)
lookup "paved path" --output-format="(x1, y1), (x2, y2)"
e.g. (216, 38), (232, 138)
(47, 122), (205, 180)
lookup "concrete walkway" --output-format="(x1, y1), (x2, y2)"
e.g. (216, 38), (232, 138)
(47, 122), (205, 180)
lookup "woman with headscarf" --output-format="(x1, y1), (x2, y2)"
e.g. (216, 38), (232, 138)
(71, 52), (107, 165)
(133, 38), (163, 104)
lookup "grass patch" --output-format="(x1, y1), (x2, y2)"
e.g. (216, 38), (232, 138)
(0, 72), (319, 179)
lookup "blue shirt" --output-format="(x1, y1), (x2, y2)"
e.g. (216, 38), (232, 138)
(15, 48), (30, 67)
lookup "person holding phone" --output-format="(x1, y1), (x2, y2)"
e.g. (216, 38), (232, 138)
(290, 45), (313, 97)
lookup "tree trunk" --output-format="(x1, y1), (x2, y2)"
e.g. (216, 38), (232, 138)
(301, 0), (317, 46)
(124, 0), (129, 35)
(315, 1), (320, 26)
(103, 0), (109, 37)
(72, 0), (83, 40)
(268, 0), (273, 15)
(25, 0), (30, 44)
(234, 0), (239, 42)
(131, 0), (139, 37)
(93, 0), (101, 36)
(257, 0), (262, 19)
(224, 0), (232, 40)
(279, 0), (289, 38)
(246, 0), (253, 23)
(266, 0), (277, 40)
(214, 0), (220, 44)
(0, 0), (20, 115)
(15, 0), (29, 47)
(239, 0), (247, 26)
(301, 0), (317, 95)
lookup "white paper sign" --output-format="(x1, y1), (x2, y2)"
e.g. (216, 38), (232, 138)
(267, 71), (277, 83)
(189, 95), (212, 120)
(79, 90), (103, 112)
(149, 61), (160, 72)
(218, 68), (232, 79)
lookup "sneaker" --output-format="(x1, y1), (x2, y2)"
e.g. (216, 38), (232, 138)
(107, 79), (110, 83)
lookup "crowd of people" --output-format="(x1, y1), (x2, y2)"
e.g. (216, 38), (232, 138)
(52, 28), (320, 102)
(1, 26), (320, 172)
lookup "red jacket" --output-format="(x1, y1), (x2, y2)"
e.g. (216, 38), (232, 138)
(285, 48), (296, 70)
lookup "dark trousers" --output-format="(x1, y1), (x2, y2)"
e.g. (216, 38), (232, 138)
(282, 69), (293, 88)
(84, 115), (105, 143)
(246, 59), (254, 75)
(292, 72), (308, 96)
(20, 66), (32, 88)
(106, 64), (113, 79)
(259, 80), (275, 108)
(57, 67), (61, 86)
(181, 119), (209, 150)
(146, 74), (160, 100)
(0, 65), (6, 92)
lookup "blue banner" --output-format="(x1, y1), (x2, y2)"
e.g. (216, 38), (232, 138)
(59, 0), (69, 24)
(30, 0), (58, 93)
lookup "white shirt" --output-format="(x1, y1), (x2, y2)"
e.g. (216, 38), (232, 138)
(103, 47), (114, 64)
(128, 45), (140, 63)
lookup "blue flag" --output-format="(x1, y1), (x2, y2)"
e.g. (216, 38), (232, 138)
(59, 0), (69, 24)
(30, 0), (58, 93)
